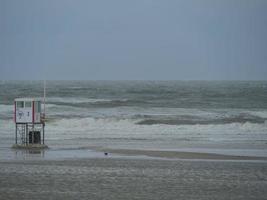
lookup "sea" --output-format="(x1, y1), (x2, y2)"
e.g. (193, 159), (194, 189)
(0, 80), (267, 159)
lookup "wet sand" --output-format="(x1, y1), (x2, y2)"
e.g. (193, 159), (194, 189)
(1, 157), (267, 200)
(95, 148), (267, 161)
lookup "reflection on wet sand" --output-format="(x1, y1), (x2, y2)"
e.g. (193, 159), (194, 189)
(13, 149), (45, 159)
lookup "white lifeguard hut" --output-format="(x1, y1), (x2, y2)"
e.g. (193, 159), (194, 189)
(13, 97), (47, 148)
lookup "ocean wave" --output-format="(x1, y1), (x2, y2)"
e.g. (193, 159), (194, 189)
(248, 111), (267, 119)
(2, 116), (267, 147)
(136, 113), (267, 125)
(0, 104), (14, 120)
(47, 114), (267, 129)
(47, 97), (115, 104)
(43, 117), (267, 146)
(0, 104), (13, 113)
(42, 105), (267, 127)
(47, 97), (146, 108)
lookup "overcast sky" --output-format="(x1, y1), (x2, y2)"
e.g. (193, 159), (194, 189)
(0, 0), (267, 80)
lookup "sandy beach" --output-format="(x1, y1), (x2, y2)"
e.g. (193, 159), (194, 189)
(1, 148), (267, 200)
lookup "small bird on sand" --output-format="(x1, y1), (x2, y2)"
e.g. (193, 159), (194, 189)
(104, 152), (108, 156)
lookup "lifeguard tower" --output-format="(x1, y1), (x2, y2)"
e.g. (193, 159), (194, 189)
(13, 98), (47, 148)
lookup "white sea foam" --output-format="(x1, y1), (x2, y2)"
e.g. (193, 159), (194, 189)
(248, 110), (267, 119)
(45, 117), (267, 142)
(0, 104), (13, 113)
(0, 119), (14, 129)
(47, 97), (117, 104)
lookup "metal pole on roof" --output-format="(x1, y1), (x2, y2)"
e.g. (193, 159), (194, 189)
(43, 80), (46, 119)
(43, 80), (46, 145)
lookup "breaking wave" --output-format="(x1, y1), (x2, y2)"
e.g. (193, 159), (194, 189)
(136, 113), (267, 125)
(0, 104), (13, 120)
(47, 97), (144, 108)
(47, 97), (115, 104)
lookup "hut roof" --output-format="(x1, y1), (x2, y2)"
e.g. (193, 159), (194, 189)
(15, 97), (43, 102)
